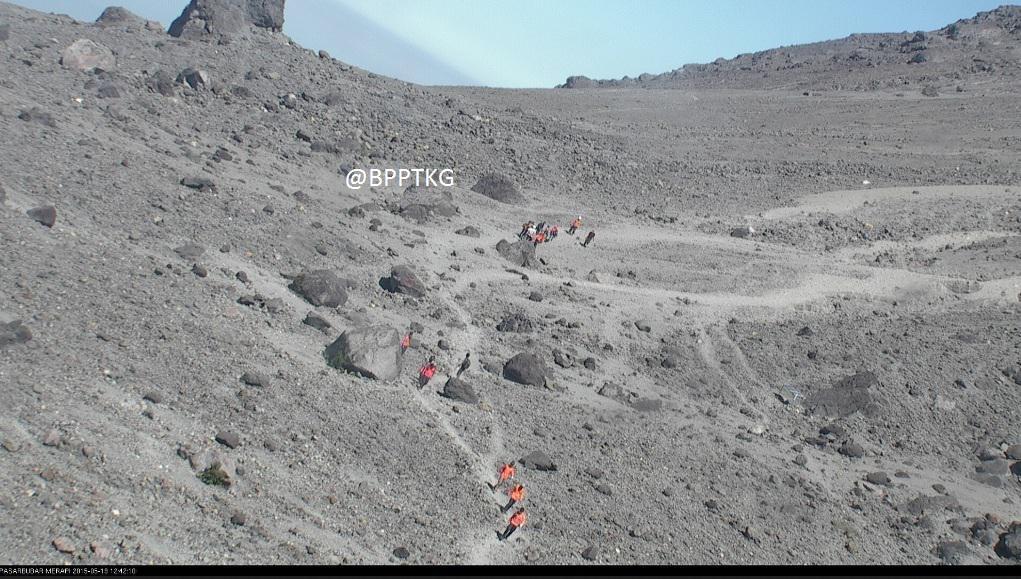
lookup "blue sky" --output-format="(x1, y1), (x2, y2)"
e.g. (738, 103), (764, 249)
(9, 0), (1005, 87)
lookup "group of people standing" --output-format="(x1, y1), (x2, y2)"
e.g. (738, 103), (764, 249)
(518, 216), (595, 248)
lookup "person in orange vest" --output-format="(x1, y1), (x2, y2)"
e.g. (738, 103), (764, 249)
(501, 484), (525, 513)
(549, 224), (559, 241)
(568, 216), (582, 235)
(498, 509), (527, 541)
(489, 462), (515, 490)
(418, 356), (437, 389)
(400, 332), (413, 352)
(532, 230), (546, 246)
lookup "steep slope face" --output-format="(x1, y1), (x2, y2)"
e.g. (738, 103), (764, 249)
(1, 0), (1021, 568)
(169, 0), (286, 38)
(560, 5), (1021, 91)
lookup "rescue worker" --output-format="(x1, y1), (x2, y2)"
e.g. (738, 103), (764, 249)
(582, 230), (596, 248)
(526, 224), (537, 240)
(549, 224), (559, 241)
(418, 356), (437, 389)
(401, 332), (413, 352)
(519, 221), (533, 240)
(501, 484), (525, 513)
(498, 509), (527, 541)
(536, 221), (546, 233)
(456, 352), (471, 377)
(489, 462), (515, 490)
(568, 216), (582, 235)
(533, 230), (546, 246)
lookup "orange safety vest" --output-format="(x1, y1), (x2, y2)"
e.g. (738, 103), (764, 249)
(509, 511), (527, 528)
(420, 364), (436, 379)
(401, 335), (411, 350)
(571, 219), (581, 229)
(499, 464), (515, 481)
(509, 486), (525, 502)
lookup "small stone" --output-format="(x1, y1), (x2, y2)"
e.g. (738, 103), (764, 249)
(52, 537), (75, 554)
(241, 371), (270, 387)
(215, 431), (241, 449)
(528, 291), (543, 302)
(192, 264), (208, 278)
(89, 542), (111, 558)
(27, 206), (57, 227)
(393, 546), (410, 560)
(581, 545), (599, 561)
(230, 511), (247, 526)
(143, 391), (163, 404)
(42, 429), (61, 447)
(865, 471), (890, 485)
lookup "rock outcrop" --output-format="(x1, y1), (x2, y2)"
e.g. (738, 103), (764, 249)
(169, 0), (285, 38)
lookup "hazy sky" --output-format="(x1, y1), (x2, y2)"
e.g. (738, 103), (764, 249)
(8, 0), (1005, 87)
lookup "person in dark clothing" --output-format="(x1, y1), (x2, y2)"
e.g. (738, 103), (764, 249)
(456, 352), (471, 377)
(582, 230), (596, 247)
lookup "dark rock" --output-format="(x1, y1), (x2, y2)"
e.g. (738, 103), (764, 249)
(552, 349), (574, 368)
(192, 264), (208, 277)
(174, 243), (205, 260)
(60, 39), (115, 72)
(17, 108), (56, 128)
(976, 459), (1009, 475)
(289, 270), (349, 308)
(215, 431), (240, 449)
(240, 371), (270, 387)
(148, 70), (177, 96)
(561, 75), (596, 89)
(393, 546), (410, 559)
(230, 511), (247, 526)
(496, 313), (534, 333)
(598, 382), (626, 401)
(634, 320), (652, 332)
(995, 525), (1021, 560)
(581, 545), (599, 561)
(169, 0), (286, 38)
(838, 440), (865, 458)
(527, 291), (543, 302)
(176, 68), (211, 90)
(441, 377), (479, 404)
(730, 225), (755, 238)
(379, 265), (428, 298)
(96, 82), (122, 99)
(324, 326), (403, 381)
(303, 311), (332, 332)
(806, 371), (878, 418)
(26, 206), (57, 227)
(96, 7), (146, 26)
(796, 326), (814, 337)
(455, 225), (481, 238)
(42, 429), (61, 447)
(437, 339), (450, 351)
(594, 483), (613, 496)
(936, 541), (971, 564)
(471, 173), (524, 204)
(180, 176), (214, 190)
(584, 467), (604, 479)
(865, 471), (890, 485)
(1006, 444), (1021, 460)
(583, 357), (596, 370)
(495, 239), (537, 267)
(520, 451), (557, 471)
(503, 353), (547, 387)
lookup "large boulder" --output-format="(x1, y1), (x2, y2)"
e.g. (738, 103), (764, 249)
(289, 270), (349, 308)
(806, 371), (879, 418)
(324, 326), (402, 381)
(379, 265), (428, 298)
(503, 353), (547, 387)
(995, 524), (1021, 560)
(398, 186), (457, 223)
(60, 39), (115, 72)
(169, 0), (285, 38)
(0, 320), (32, 349)
(441, 377), (479, 404)
(471, 173), (524, 204)
(495, 239), (536, 268)
(519, 450), (557, 471)
(560, 75), (596, 89)
(95, 6), (146, 26)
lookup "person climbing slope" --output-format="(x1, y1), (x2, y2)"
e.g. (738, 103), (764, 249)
(498, 509), (527, 541)
(418, 356), (437, 389)
(456, 352), (471, 377)
(548, 224), (559, 241)
(501, 484), (525, 513)
(582, 230), (596, 247)
(401, 332), (413, 352)
(533, 230), (546, 246)
(568, 216), (582, 235)
(489, 462), (515, 490)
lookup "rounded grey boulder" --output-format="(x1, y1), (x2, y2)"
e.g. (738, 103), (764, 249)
(324, 326), (403, 381)
(471, 173), (524, 204)
(503, 352), (547, 387)
(289, 270), (349, 308)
